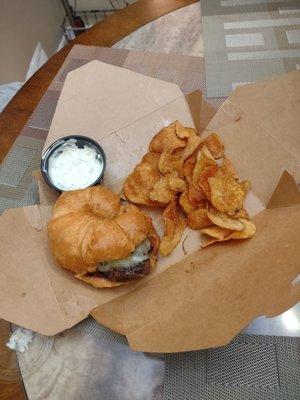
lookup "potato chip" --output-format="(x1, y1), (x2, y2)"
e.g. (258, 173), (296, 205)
(183, 154), (197, 179)
(149, 176), (176, 205)
(141, 152), (160, 171)
(227, 219), (256, 239)
(240, 180), (251, 194)
(208, 169), (245, 215)
(202, 165), (220, 194)
(149, 171), (187, 205)
(201, 218), (255, 247)
(159, 200), (187, 256)
(157, 127), (201, 177)
(201, 225), (232, 240)
(192, 150), (219, 192)
(123, 162), (162, 207)
(232, 208), (250, 220)
(205, 132), (224, 159)
(223, 156), (239, 180)
(197, 199), (207, 210)
(175, 122), (196, 139)
(207, 207), (245, 231)
(198, 144), (214, 160)
(158, 150), (183, 176)
(179, 190), (195, 214)
(172, 147), (184, 156)
(188, 183), (206, 208)
(181, 131), (202, 162)
(199, 165), (220, 199)
(188, 208), (212, 230)
(175, 127), (190, 139)
(168, 174), (187, 193)
(201, 237), (229, 248)
(149, 121), (187, 153)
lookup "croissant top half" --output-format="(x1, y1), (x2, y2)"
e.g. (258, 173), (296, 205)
(47, 186), (159, 276)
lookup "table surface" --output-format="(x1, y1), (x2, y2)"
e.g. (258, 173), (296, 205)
(1, 1), (299, 399)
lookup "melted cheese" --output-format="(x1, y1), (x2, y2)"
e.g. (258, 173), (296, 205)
(98, 239), (151, 272)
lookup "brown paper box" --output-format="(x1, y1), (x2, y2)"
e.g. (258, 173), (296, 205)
(0, 62), (299, 353)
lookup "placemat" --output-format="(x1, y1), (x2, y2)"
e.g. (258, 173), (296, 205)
(201, 0), (300, 97)
(1, 45), (299, 400)
(164, 334), (300, 400)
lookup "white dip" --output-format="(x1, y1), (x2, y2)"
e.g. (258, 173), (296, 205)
(48, 138), (103, 191)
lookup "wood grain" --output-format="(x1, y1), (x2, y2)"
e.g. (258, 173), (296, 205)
(0, 0), (196, 163)
(0, 1), (196, 398)
(0, 381), (26, 400)
(0, 320), (27, 400)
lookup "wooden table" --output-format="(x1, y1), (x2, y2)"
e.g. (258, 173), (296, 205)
(0, 2), (196, 399)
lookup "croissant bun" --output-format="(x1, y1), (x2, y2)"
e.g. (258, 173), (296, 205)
(47, 186), (159, 288)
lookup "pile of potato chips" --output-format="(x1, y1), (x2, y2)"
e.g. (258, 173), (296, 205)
(123, 121), (256, 256)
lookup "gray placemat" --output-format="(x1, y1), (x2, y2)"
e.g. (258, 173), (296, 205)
(201, 0), (300, 97)
(74, 316), (128, 345)
(164, 334), (300, 400)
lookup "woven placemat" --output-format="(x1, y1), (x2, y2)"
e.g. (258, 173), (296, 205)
(201, 0), (300, 97)
(1, 45), (299, 400)
(164, 334), (300, 400)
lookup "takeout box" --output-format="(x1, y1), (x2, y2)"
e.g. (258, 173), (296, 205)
(0, 62), (299, 353)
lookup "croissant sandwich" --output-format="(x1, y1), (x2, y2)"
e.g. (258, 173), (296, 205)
(47, 186), (160, 288)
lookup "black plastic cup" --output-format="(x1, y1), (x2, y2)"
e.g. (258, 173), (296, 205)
(41, 135), (106, 192)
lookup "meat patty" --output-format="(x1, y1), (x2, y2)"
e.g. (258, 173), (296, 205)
(101, 260), (151, 282)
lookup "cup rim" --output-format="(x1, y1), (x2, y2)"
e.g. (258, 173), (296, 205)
(40, 135), (106, 192)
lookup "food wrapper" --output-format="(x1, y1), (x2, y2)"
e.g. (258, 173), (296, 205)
(0, 62), (299, 352)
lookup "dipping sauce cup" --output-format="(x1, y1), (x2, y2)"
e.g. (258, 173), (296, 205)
(41, 135), (106, 192)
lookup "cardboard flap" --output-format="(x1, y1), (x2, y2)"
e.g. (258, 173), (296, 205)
(267, 171), (300, 209)
(0, 206), (67, 334)
(229, 70), (300, 162)
(206, 71), (300, 207)
(94, 204), (300, 352)
(184, 90), (216, 132)
(45, 60), (183, 151)
(185, 90), (202, 131)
